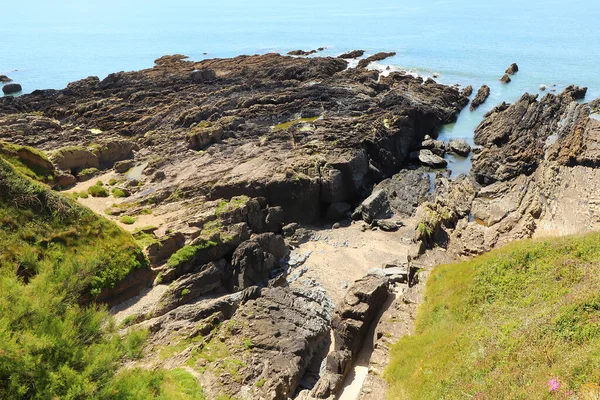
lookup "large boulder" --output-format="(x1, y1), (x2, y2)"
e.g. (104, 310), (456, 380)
(358, 189), (392, 223)
(447, 139), (471, 157)
(2, 83), (22, 95)
(230, 233), (288, 290)
(94, 140), (136, 167)
(418, 149), (448, 168)
(50, 146), (99, 172)
(374, 170), (431, 217)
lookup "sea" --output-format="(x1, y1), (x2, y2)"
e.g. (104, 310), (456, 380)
(3, 0), (600, 175)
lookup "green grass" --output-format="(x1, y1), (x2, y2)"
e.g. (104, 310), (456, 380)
(214, 195), (249, 217)
(100, 368), (205, 399)
(88, 184), (109, 197)
(166, 241), (218, 269)
(385, 233), (600, 399)
(112, 188), (128, 198)
(120, 215), (137, 225)
(79, 167), (99, 179)
(0, 140), (54, 183)
(0, 154), (166, 398)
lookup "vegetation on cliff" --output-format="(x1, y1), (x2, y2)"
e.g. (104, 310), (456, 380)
(0, 154), (204, 398)
(386, 233), (600, 399)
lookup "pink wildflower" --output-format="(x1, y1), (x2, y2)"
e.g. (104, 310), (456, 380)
(548, 378), (561, 393)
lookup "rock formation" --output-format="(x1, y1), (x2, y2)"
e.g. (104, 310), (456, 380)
(338, 50), (365, 59)
(470, 84), (490, 111)
(357, 52), (397, 68)
(506, 62), (519, 75)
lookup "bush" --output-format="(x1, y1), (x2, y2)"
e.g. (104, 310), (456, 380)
(88, 184), (109, 197)
(79, 167), (99, 179)
(111, 188), (128, 198)
(120, 215), (136, 225)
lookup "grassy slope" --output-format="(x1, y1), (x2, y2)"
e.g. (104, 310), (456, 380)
(386, 233), (600, 399)
(0, 153), (204, 399)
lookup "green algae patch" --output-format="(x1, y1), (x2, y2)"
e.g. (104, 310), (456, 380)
(386, 233), (600, 399)
(272, 115), (321, 132)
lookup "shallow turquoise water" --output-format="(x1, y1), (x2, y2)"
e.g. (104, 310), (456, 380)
(3, 0), (600, 175)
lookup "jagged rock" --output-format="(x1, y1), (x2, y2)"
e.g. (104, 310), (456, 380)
(470, 85), (490, 111)
(418, 149), (448, 168)
(0, 75), (12, 83)
(337, 50), (365, 59)
(357, 51), (396, 68)
(447, 139), (471, 156)
(325, 202), (351, 221)
(506, 63), (519, 75)
(500, 74), (511, 83)
(462, 85), (473, 97)
(358, 189), (392, 223)
(472, 86), (587, 184)
(2, 83), (22, 95)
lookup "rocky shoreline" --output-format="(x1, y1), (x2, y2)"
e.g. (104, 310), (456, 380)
(2, 52), (599, 399)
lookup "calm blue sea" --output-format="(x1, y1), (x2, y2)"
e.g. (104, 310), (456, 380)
(3, 0), (600, 175)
